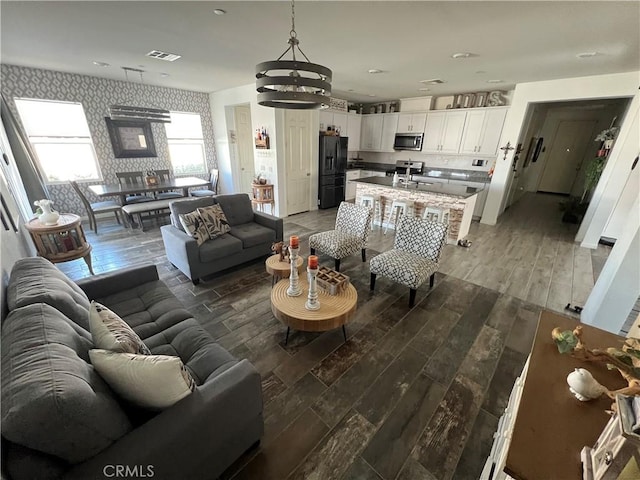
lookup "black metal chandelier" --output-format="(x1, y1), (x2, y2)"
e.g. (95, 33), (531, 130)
(255, 0), (332, 109)
(110, 67), (171, 123)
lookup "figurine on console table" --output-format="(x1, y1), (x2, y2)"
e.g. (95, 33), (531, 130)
(553, 326), (640, 410)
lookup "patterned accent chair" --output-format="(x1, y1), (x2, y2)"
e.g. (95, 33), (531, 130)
(369, 215), (448, 307)
(309, 202), (373, 272)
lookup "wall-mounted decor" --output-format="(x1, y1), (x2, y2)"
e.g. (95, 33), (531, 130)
(105, 118), (157, 158)
(255, 127), (270, 149)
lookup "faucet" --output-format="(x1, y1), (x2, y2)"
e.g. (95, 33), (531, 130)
(405, 165), (411, 181)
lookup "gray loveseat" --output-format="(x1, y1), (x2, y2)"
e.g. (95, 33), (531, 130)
(161, 193), (283, 284)
(1, 257), (263, 480)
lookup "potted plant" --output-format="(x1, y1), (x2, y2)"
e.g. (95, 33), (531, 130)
(595, 126), (619, 155)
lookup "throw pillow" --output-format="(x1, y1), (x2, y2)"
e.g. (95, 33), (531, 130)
(89, 349), (197, 410)
(178, 210), (209, 245)
(89, 301), (151, 355)
(197, 204), (231, 240)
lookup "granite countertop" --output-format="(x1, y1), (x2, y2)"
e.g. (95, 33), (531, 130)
(353, 176), (483, 199)
(417, 168), (491, 183)
(346, 162), (395, 172)
(346, 164), (491, 183)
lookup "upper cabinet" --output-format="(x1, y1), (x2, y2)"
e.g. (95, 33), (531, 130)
(459, 107), (508, 156)
(319, 110), (348, 136)
(396, 113), (427, 133)
(360, 114), (384, 151)
(381, 113), (399, 152)
(347, 113), (361, 152)
(423, 111), (467, 154)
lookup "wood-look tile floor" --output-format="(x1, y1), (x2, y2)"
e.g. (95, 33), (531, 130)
(58, 192), (608, 480)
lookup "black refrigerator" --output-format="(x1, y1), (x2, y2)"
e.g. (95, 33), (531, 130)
(318, 136), (348, 209)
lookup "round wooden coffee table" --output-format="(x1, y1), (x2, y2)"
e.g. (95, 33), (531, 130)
(265, 254), (305, 287)
(271, 277), (358, 344)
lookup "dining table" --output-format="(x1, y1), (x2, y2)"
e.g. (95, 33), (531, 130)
(88, 176), (210, 205)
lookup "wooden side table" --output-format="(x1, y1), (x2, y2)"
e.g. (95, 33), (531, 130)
(271, 276), (357, 344)
(25, 214), (94, 275)
(251, 184), (275, 214)
(265, 254), (304, 287)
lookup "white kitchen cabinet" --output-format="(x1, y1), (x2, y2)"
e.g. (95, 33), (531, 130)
(380, 113), (399, 152)
(346, 169), (361, 201)
(360, 115), (383, 151)
(396, 112), (427, 133)
(319, 110), (349, 136)
(423, 111), (466, 154)
(460, 107), (508, 156)
(347, 113), (361, 152)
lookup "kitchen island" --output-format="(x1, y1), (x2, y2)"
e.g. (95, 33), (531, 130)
(353, 176), (482, 244)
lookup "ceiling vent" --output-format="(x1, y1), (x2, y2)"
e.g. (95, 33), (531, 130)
(146, 50), (182, 62)
(420, 78), (445, 85)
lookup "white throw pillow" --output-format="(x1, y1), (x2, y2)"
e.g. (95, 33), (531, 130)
(89, 301), (151, 355)
(178, 210), (209, 245)
(89, 349), (196, 410)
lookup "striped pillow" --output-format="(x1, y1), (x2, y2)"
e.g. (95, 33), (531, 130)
(89, 301), (151, 355)
(89, 349), (196, 410)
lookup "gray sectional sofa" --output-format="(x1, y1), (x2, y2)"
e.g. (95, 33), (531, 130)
(1, 257), (263, 480)
(161, 193), (283, 284)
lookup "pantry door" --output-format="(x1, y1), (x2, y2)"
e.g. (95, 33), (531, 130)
(285, 110), (313, 215)
(234, 105), (255, 195)
(538, 119), (597, 194)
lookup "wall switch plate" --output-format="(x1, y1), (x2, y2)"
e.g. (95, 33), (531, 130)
(472, 159), (485, 166)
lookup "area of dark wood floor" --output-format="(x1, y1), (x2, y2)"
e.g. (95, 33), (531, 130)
(56, 194), (606, 480)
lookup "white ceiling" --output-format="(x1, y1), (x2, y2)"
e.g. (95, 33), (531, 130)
(1, 1), (638, 103)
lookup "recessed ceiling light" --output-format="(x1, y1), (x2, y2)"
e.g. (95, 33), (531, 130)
(367, 69), (384, 74)
(92, 61), (110, 67)
(367, 94), (377, 97)
(160, 73), (170, 78)
(213, 9), (226, 15)
(418, 88), (430, 91)
(420, 79), (445, 85)
(576, 52), (599, 58)
(451, 52), (474, 59)
(486, 79), (503, 83)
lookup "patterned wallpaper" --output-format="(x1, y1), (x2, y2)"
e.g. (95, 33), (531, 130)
(0, 64), (217, 215)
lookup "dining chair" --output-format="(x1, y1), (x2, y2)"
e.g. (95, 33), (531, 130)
(309, 201), (373, 272)
(190, 169), (219, 197)
(154, 169), (184, 200)
(115, 171), (154, 204)
(369, 215), (448, 307)
(70, 181), (122, 234)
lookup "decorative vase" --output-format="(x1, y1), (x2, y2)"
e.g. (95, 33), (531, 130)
(34, 199), (60, 226)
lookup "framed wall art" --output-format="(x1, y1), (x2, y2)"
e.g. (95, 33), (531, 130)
(105, 118), (157, 158)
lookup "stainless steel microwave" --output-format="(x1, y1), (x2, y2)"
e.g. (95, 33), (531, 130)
(393, 133), (424, 151)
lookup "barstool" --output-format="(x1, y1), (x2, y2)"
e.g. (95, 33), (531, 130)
(423, 206), (450, 224)
(359, 194), (382, 230)
(385, 199), (413, 234)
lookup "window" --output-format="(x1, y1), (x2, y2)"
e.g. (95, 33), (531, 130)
(14, 98), (101, 183)
(164, 112), (207, 175)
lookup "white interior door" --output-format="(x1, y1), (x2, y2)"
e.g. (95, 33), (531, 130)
(234, 105), (255, 195)
(538, 119), (597, 194)
(285, 110), (312, 215)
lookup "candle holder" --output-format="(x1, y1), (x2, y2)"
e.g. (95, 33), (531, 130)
(305, 267), (320, 310)
(286, 247), (302, 296)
